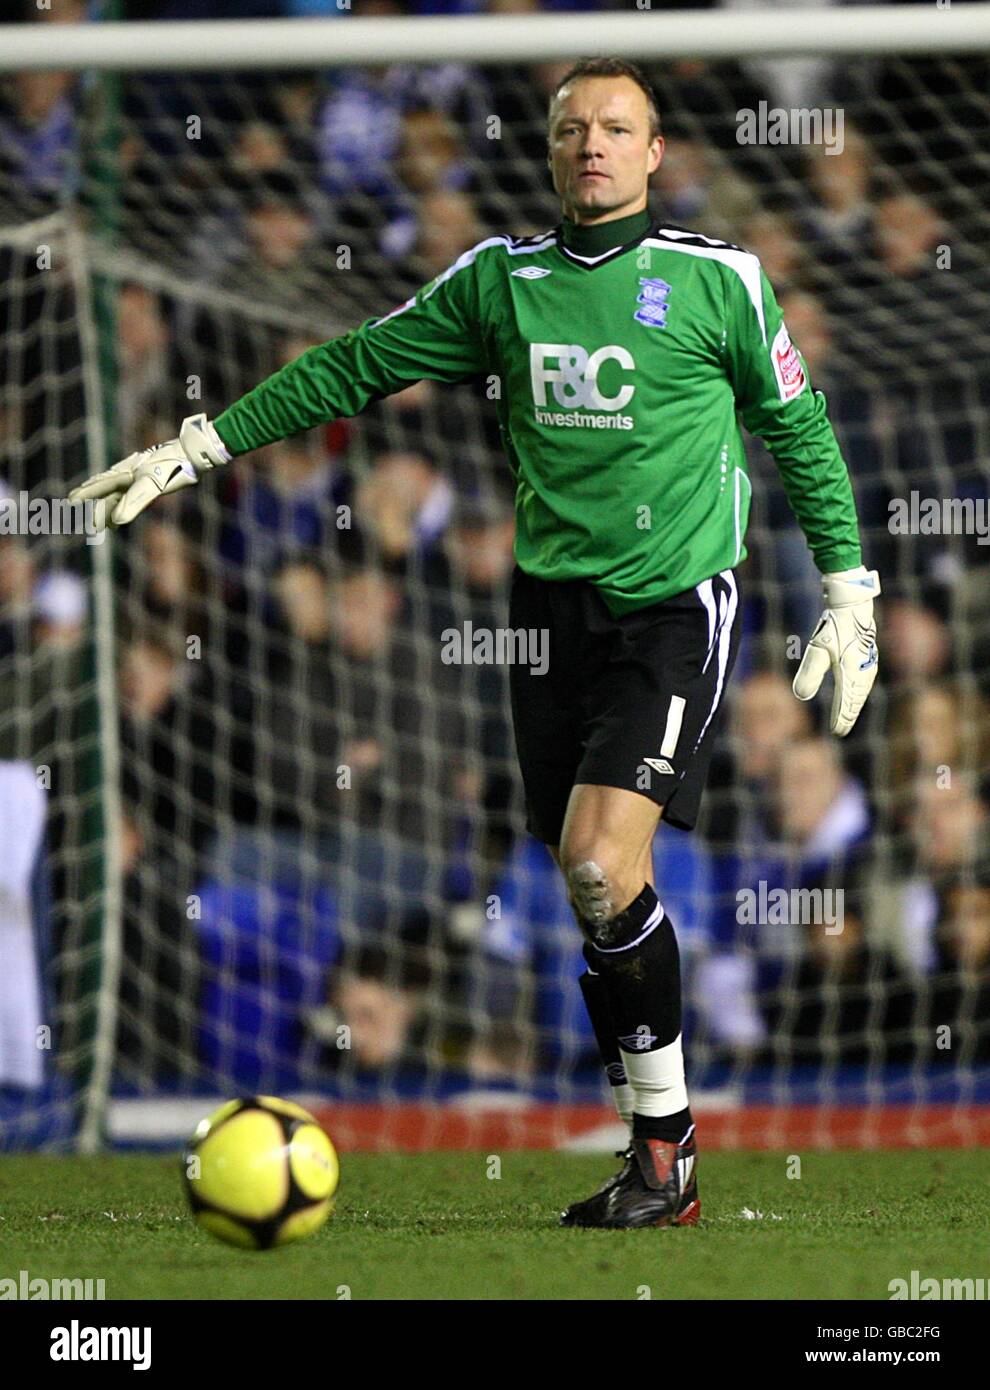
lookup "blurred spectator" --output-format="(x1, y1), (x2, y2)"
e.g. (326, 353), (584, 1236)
(886, 681), (990, 838)
(261, 559), (467, 852)
(318, 941), (433, 1072)
(116, 286), (179, 446)
(406, 190), (486, 285)
(911, 777), (989, 883)
(0, 534), (36, 661)
(0, 72), (79, 219)
(740, 209), (807, 296)
(850, 193), (990, 391)
(222, 430), (352, 583)
(654, 137), (759, 244)
(725, 734), (871, 965)
(881, 597), (953, 688)
(355, 450), (454, 571)
(760, 910), (915, 1067)
(733, 669), (814, 789)
(920, 874), (990, 1065)
(376, 109), (477, 261)
(425, 493), (517, 881)
(397, 110), (474, 202)
(800, 127), (877, 284)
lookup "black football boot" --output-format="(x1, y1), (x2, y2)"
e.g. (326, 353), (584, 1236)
(559, 1149), (635, 1228)
(561, 1131), (700, 1229)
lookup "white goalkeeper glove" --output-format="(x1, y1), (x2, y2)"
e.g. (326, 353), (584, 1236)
(68, 413), (231, 530)
(792, 565), (881, 737)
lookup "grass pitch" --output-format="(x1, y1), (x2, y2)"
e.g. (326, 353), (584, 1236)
(1, 1150), (986, 1300)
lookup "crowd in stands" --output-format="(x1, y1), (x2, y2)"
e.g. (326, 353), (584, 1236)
(1, 0), (989, 1098)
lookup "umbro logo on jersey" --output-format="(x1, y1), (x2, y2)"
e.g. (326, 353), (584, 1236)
(643, 757), (675, 776)
(511, 266), (553, 279)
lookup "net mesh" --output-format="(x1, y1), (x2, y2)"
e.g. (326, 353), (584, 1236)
(2, 32), (990, 1148)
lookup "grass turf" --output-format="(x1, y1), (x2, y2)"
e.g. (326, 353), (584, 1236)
(1, 1150), (987, 1300)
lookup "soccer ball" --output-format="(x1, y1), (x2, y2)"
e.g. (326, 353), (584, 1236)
(182, 1096), (339, 1250)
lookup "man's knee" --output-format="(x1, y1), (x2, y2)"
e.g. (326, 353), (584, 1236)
(560, 841), (642, 941)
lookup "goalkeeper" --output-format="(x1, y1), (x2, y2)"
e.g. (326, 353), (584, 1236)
(70, 57), (880, 1230)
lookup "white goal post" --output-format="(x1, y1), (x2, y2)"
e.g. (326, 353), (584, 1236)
(1, 6), (990, 69)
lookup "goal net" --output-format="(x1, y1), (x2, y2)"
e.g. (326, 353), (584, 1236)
(2, 6), (990, 1151)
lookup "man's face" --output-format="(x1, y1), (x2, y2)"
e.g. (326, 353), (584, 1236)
(548, 76), (663, 223)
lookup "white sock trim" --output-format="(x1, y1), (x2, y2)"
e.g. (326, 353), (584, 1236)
(593, 902), (664, 954)
(619, 1032), (689, 1117)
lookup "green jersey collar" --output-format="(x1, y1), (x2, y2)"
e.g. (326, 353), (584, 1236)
(558, 208), (653, 264)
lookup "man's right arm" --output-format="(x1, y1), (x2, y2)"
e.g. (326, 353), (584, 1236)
(215, 253), (488, 454)
(68, 248), (488, 529)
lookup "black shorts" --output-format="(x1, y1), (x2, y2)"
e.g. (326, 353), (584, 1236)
(508, 565), (742, 844)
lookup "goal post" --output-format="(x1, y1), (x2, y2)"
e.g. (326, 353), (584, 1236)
(0, 213), (122, 1150)
(1, 6), (989, 1152)
(3, 7), (990, 68)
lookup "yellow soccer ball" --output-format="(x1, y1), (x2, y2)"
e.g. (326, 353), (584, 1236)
(182, 1096), (339, 1250)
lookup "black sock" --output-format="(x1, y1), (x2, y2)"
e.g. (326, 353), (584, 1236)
(584, 886), (689, 1146)
(632, 1107), (694, 1145)
(585, 887), (681, 1053)
(579, 955), (626, 1087)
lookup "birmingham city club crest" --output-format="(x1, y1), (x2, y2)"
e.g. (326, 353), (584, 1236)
(634, 277), (672, 329)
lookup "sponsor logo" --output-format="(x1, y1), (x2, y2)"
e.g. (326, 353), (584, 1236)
(618, 1028), (658, 1052)
(634, 277), (672, 329)
(511, 266), (553, 279)
(530, 342), (636, 431)
(770, 324), (806, 402)
(643, 756), (675, 776)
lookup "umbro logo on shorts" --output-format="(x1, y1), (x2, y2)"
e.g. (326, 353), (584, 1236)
(643, 756), (675, 775)
(511, 266), (553, 279)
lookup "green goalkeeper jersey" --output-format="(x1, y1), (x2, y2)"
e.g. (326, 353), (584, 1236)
(215, 208), (862, 616)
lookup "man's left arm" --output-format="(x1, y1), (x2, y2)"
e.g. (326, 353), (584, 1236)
(723, 263), (880, 737)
